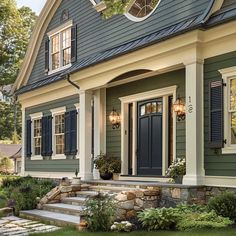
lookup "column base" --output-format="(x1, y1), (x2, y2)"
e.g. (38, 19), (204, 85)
(79, 172), (93, 181)
(183, 175), (205, 186)
(93, 168), (100, 180)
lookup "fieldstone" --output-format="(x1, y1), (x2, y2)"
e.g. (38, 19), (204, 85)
(180, 189), (189, 201)
(116, 193), (127, 202)
(118, 200), (134, 210)
(162, 188), (171, 197)
(146, 196), (158, 201)
(134, 206), (142, 211)
(60, 193), (69, 199)
(126, 210), (137, 219)
(126, 192), (136, 200)
(40, 196), (48, 205)
(0, 208), (13, 216)
(144, 190), (159, 196)
(60, 186), (72, 193)
(72, 186), (81, 191)
(143, 200), (158, 209)
(134, 190), (144, 198)
(47, 189), (61, 200)
(135, 198), (144, 208)
(171, 188), (181, 199)
(116, 209), (127, 220)
(60, 177), (70, 186)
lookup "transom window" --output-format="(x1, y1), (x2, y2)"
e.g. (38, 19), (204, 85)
(140, 101), (162, 116)
(54, 114), (65, 155)
(33, 119), (42, 156)
(50, 28), (71, 71)
(126, 0), (160, 21)
(229, 78), (236, 144)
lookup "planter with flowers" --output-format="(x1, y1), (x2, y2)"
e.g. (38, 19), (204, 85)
(166, 158), (186, 184)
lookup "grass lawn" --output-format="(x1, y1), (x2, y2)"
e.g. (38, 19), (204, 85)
(34, 228), (236, 236)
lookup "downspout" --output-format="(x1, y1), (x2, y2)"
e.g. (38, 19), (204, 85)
(65, 73), (80, 91)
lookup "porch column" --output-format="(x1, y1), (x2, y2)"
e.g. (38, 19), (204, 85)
(79, 90), (93, 180)
(21, 107), (26, 176)
(93, 88), (106, 179)
(183, 60), (205, 185)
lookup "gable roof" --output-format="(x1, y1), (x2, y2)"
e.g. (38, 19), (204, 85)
(0, 144), (22, 159)
(14, 0), (228, 95)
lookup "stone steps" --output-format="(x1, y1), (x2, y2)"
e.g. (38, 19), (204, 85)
(42, 203), (85, 217)
(62, 197), (87, 206)
(88, 185), (139, 193)
(20, 210), (81, 227)
(76, 190), (99, 197)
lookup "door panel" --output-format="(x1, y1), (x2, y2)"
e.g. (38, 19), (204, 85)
(138, 98), (162, 176)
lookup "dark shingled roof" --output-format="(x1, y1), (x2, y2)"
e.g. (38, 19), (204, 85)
(15, 1), (236, 95)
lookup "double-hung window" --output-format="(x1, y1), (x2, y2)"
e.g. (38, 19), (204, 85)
(47, 20), (74, 74)
(55, 113), (65, 155)
(220, 66), (236, 153)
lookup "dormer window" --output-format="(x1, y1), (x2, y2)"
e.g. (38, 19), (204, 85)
(45, 20), (77, 75)
(126, 0), (161, 22)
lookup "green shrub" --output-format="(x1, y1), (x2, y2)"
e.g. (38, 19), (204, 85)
(84, 193), (116, 231)
(175, 203), (207, 214)
(176, 211), (233, 231)
(207, 192), (236, 220)
(137, 207), (180, 231)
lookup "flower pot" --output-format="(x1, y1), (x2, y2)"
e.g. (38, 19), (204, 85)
(100, 172), (113, 180)
(71, 177), (81, 185)
(174, 176), (183, 184)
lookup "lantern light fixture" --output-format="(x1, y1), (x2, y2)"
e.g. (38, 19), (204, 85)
(109, 108), (121, 129)
(173, 97), (186, 121)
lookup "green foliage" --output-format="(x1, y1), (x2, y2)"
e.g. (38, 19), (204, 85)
(207, 192), (236, 220)
(102, 0), (127, 19)
(85, 193), (116, 231)
(111, 221), (133, 232)
(0, 157), (13, 173)
(166, 157), (186, 179)
(175, 203), (207, 214)
(1, 176), (56, 215)
(176, 211), (233, 231)
(137, 208), (180, 230)
(94, 154), (121, 174)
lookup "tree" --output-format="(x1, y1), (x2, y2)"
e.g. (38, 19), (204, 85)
(0, 0), (37, 87)
(0, 157), (13, 173)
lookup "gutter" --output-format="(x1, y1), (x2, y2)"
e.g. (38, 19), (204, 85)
(65, 73), (80, 91)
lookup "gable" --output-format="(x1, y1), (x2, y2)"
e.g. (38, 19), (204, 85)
(14, 0), (227, 93)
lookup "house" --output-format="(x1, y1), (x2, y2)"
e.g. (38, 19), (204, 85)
(13, 0), (236, 187)
(0, 144), (22, 173)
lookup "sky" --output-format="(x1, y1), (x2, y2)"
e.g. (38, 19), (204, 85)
(16, 0), (47, 15)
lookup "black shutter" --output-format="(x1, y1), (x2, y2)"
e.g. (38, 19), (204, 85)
(71, 25), (77, 63)
(70, 110), (77, 155)
(45, 38), (49, 73)
(26, 120), (32, 157)
(41, 116), (47, 156)
(47, 116), (53, 156)
(209, 80), (224, 148)
(41, 116), (53, 156)
(64, 112), (70, 155)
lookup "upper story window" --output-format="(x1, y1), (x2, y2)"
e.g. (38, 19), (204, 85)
(33, 119), (42, 156)
(46, 20), (77, 75)
(126, 0), (161, 22)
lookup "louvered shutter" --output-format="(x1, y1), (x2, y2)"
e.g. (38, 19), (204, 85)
(41, 116), (47, 156)
(45, 38), (49, 73)
(47, 116), (53, 156)
(209, 80), (224, 148)
(26, 120), (32, 157)
(70, 110), (77, 155)
(71, 25), (77, 63)
(64, 112), (70, 155)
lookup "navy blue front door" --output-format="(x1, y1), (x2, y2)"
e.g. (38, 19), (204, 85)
(137, 98), (163, 175)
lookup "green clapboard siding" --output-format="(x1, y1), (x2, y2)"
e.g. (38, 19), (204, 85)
(25, 95), (79, 173)
(106, 69), (186, 158)
(204, 51), (236, 177)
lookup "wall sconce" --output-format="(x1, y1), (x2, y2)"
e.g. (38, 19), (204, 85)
(109, 108), (121, 129)
(173, 97), (186, 121)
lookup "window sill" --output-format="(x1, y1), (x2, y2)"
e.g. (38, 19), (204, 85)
(31, 156), (43, 161)
(52, 154), (67, 160)
(222, 147), (236, 154)
(48, 63), (72, 76)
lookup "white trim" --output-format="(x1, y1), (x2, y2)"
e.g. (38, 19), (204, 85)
(51, 106), (66, 160)
(74, 103), (80, 160)
(47, 20), (73, 37)
(220, 66), (236, 154)
(205, 176), (236, 188)
(89, 0), (97, 6)
(48, 63), (72, 76)
(119, 86), (177, 176)
(125, 0), (161, 22)
(132, 101), (137, 175)
(21, 108), (26, 176)
(31, 155), (43, 161)
(29, 112), (43, 119)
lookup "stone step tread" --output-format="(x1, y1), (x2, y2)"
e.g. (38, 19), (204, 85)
(20, 210), (81, 226)
(76, 191), (99, 196)
(44, 203), (85, 212)
(62, 197), (87, 203)
(89, 185), (139, 192)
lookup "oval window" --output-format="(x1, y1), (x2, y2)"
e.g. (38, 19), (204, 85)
(126, 0), (161, 22)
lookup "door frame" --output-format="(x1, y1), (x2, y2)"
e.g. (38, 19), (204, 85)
(119, 86), (177, 176)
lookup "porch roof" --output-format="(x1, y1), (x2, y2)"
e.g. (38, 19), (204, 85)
(0, 144), (22, 159)
(15, 1), (236, 96)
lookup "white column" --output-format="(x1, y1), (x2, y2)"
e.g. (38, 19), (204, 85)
(79, 90), (93, 180)
(93, 88), (106, 179)
(21, 107), (26, 176)
(183, 60), (205, 185)
(132, 102), (137, 175)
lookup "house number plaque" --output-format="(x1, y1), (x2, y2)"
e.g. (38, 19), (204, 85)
(188, 96), (193, 113)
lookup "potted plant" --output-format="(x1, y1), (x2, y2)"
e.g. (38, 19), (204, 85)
(94, 154), (121, 180)
(71, 168), (81, 185)
(166, 158), (186, 184)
